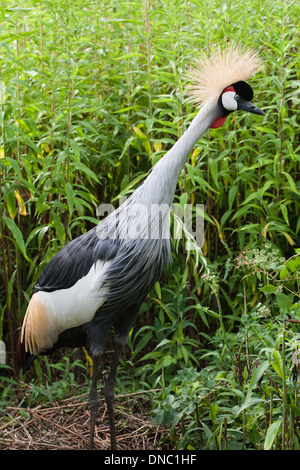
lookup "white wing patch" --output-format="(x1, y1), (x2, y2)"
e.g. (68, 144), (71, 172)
(21, 260), (111, 355)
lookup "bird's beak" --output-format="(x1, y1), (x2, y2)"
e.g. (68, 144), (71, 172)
(238, 97), (265, 116)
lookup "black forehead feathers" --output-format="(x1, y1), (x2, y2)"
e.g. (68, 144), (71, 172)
(231, 81), (254, 101)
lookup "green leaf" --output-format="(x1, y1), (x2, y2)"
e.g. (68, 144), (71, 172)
(276, 292), (293, 312)
(116, 52), (145, 60)
(260, 284), (277, 295)
(208, 158), (219, 187)
(290, 405), (300, 417)
(238, 396), (265, 413)
(280, 266), (289, 280)
(180, 344), (189, 365)
(75, 161), (99, 183)
(264, 420), (282, 450)
(209, 403), (218, 422)
(255, 126), (277, 134)
(271, 349), (284, 380)
(133, 330), (153, 356)
(70, 139), (81, 161)
(247, 361), (269, 397)
(5, 188), (17, 219)
(228, 185), (237, 210)
(237, 361), (269, 414)
(155, 338), (171, 349)
(52, 212), (66, 244)
(133, 125), (152, 156)
(65, 182), (74, 214)
(282, 172), (300, 195)
(0, 375), (18, 385)
(3, 214), (29, 260)
(154, 281), (161, 300)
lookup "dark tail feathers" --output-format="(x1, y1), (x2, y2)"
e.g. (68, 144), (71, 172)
(16, 335), (36, 372)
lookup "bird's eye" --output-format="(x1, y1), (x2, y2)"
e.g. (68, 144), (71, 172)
(234, 94), (240, 101)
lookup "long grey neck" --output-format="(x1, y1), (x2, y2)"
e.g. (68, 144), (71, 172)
(133, 100), (218, 207)
(100, 101), (219, 244)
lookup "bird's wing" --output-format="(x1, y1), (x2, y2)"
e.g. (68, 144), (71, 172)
(20, 229), (119, 356)
(35, 227), (119, 293)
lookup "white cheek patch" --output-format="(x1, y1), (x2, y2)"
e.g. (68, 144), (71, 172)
(222, 91), (238, 111)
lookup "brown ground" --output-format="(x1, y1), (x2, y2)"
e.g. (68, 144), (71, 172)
(0, 391), (170, 450)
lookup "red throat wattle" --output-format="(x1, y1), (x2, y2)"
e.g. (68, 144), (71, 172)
(210, 116), (227, 129)
(210, 85), (235, 129)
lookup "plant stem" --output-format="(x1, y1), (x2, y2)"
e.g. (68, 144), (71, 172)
(215, 294), (235, 366)
(282, 320), (287, 450)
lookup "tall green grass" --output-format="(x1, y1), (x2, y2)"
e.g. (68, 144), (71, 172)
(0, 0), (299, 449)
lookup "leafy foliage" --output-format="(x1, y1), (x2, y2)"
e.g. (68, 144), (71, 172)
(0, 0), (299, 450)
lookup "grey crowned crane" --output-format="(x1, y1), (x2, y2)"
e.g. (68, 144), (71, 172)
(17, 44), (265, 449)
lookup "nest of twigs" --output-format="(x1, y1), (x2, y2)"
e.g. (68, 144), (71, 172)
(0, 392), (170, 450)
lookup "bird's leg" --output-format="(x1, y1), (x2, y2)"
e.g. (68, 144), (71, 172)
(89, 354), (100, 449)
(103, 342), (122, 450)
